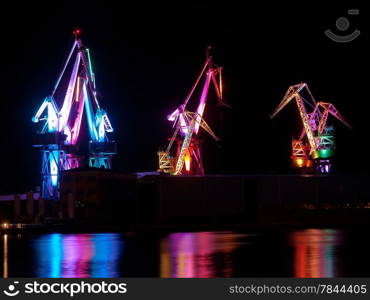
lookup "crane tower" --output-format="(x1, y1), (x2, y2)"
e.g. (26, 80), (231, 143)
(32, 29), (117, 199)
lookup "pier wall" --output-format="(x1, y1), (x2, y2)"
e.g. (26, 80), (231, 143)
(59, 169), (370, 227)
(0, 192), (53, 223)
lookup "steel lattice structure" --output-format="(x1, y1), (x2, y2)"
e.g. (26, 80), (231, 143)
(158, 48), (229, 175)
(32, 29), (116, 199)
(270, 83), (351, 174)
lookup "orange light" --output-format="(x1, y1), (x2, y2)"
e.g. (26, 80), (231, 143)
(295, 158), (304, 168)
(305, 160), (312, 168)
(184, 150), (191, 172)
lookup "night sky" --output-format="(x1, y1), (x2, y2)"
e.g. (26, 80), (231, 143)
(0, 1), (366, 194)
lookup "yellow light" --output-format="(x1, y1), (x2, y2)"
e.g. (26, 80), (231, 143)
(2, 223), (8, 229)
(184, 150), (191, 172)
(3, 233), (8, 278)
(75, 77), (80, 102)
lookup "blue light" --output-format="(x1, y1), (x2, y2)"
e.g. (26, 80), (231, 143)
(83, 82), (99, 141)
(95, 109), (107, 142)
(35, 234), (63, 277)
(90, 233), (124, 277)
(34, 233), (123, 278)
(50, 151), (59, 187)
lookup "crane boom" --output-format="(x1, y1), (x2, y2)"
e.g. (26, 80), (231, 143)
(316, 102), (351, 134)
(296, 95), (318, 155)
(174, 112), (219, 175)
(271, 83), (318, 156)
(174, 118), (196, 175)
(269, 83), (306, 118)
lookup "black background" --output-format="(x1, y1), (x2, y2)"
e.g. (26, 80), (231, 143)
(0, 1), (366, 194)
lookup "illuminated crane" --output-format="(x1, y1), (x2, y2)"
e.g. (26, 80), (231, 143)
(270, 83), (350, 173)
(32, 29), (116, 199)
(158, 48), (228, 175)
(271, 83), (319, 157)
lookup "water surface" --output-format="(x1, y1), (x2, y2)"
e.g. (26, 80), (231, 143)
(2, 229), (369, 277)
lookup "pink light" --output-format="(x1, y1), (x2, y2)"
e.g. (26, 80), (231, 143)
(62, 234), (94, 278)
(179, 114), (188, 135)
(59, 53), (81, 132)
(194, 71), (212, 134)
(70, 81), (86, 145)
(167, 108), (179, 121)
(196, 232), (215, 278)
(169, 233), (196, 278)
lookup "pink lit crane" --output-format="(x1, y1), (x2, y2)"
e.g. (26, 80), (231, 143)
(158, 48), (228, 175)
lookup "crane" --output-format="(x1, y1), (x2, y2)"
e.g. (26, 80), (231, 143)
(310, 102), (351, 160)
(270, 83), (350, 173)
(270, 83), (319, 158)
(32, 29), (116, 199)
(158, 48), (228, 175)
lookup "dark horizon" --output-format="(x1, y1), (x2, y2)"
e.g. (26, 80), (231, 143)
(1, 1), (366, 194)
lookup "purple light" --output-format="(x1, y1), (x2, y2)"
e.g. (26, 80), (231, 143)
(194, 71), (212, 134)
(59, 53), (81, 131)
(167, 109), (179, 121)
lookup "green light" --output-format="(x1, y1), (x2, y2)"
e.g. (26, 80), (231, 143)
(318, 149), (334, 158)
(86, 48), (94, 82)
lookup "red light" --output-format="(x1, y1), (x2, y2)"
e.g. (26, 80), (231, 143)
(73, 28), (81, 37)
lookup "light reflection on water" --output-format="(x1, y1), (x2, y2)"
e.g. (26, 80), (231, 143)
(2, 234), (8, 278)
(291, 229), (343, 278)
(159, 230), (343, 278)
(0, 229), (351, 278)
(160, 231), (245, 278)
(34, 233), (124, 278)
